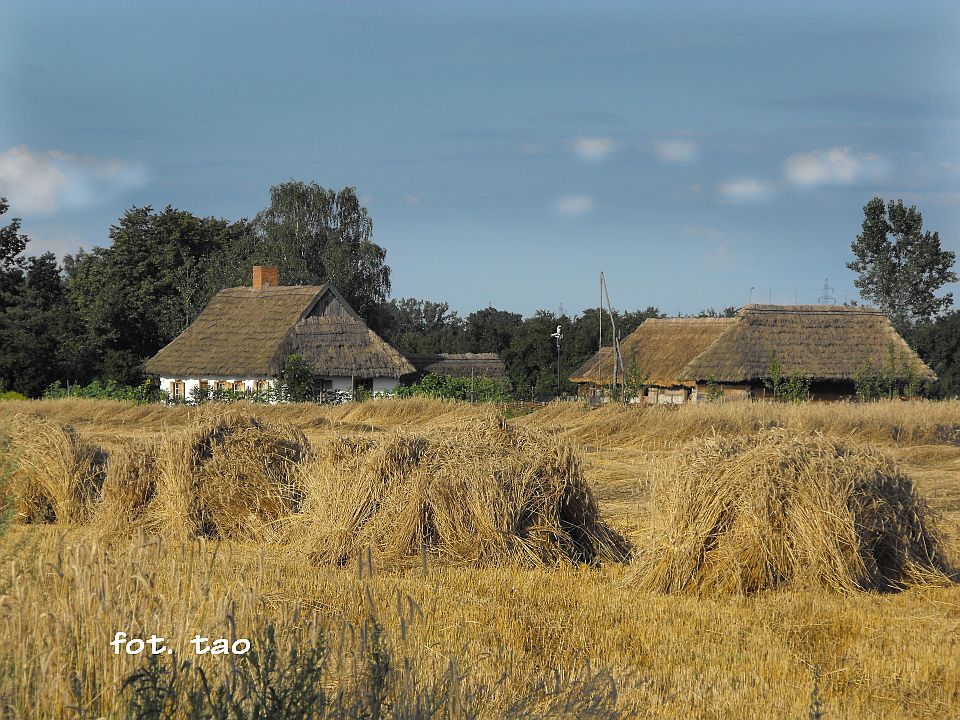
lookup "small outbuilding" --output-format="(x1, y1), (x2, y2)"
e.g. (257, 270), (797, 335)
(402, 352), (509, 383)
(144, 266), (415, 401)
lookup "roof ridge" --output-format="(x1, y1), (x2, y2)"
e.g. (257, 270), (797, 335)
(741, 303), (882, 314)
(220, 285), (327, 294)
(647, 317), (737, 323)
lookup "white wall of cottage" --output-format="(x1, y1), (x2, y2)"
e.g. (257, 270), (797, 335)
(160, 375), (400, 400)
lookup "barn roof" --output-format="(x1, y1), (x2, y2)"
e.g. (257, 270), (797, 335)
(144, 284), (415, 379)
(403, 352), (509, 380)
(569, 318), (735, 387)
(570, 305), (936, 388)
(678, 304), (936, 383)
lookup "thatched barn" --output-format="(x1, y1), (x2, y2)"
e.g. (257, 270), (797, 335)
(569, 318), (734, 404)
(144, 266), (414, 401)
(402, 353), (509, 383)
(570, 305), (936, 403)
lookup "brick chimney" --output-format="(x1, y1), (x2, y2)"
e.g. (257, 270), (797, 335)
(252, 265), (279, 290)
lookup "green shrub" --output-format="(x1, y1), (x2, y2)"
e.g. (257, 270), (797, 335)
(395, 373), (512, 402)
(277, 355), (317, 402)
(704, 374), (723, 402)
(762, 352), (810, 402)
(43, 379), (166, 404)
(856, 341), (928, 401)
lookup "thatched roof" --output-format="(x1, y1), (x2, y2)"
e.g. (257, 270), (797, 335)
(403, 353), (509, 380)
(569, 318), (735, 387)
(290, 316), (415, 379)
(679, 305), (936, 383)
(144, 285), (415, 379)
(570, 305), (936, 388)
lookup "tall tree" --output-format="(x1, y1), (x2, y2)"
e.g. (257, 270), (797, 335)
(0, 198), (28, 309)
(65, 206), (250, 383)
(0, 253), (79, 395)
(241, 181), (391, 322)
(378, 298), (468, 353)
(503, 310), (568, 399)
(847, 197), (956, 328)
(913, 311), (960, 398)
(0, 204), (84, 395)
(465, 307), (522, 353)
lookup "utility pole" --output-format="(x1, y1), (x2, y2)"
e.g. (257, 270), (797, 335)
(550, 324), (563, 397)
(599, 272), (604, 390)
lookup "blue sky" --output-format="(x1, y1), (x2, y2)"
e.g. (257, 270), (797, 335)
(2, 1), (958, 316)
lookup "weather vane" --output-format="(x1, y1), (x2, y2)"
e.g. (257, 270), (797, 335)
(550, 325), (563, 348)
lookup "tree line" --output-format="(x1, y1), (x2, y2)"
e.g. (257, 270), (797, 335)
(0, 181), (666, 399)
(1, 186), (957, 399)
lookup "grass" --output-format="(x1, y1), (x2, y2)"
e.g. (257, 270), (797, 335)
(516, 397), (960, 449)
(0, 398), (958, 718)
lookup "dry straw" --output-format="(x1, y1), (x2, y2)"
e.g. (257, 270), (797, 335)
(144, 412), (310, 541)
(9, 415), (105, 524)
(634, 428), (953, 594)
(94, 438), (159, 540)
(294, 410), (630, 568)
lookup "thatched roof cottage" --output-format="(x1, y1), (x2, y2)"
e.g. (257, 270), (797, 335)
(570, 318), (734, 404)
(402, 352), (509, 383)
(144, 266), (414, 401)
(570, 305), (936, 403)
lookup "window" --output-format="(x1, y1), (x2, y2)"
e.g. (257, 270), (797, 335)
(216, 381), (230, 392)
(233, 380), (245, 393)
(171, 380), (185, 401)
(255, 380), (270, 394)
(198, 380), (209, 392)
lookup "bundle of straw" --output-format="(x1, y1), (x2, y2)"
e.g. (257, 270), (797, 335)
(9, 416), (105, 524)
(94, 438), (159, 540)
(634, 428), (952, 594)
(144, 412), (309, 541)
(296, 411), (630, 567)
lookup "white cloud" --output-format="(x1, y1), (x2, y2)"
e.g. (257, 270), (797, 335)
(0, 145), (147, 216)
(654, 139), (698, 163)
(716, 178), (773, 203)
(0, 147), (67, 214)
(707, 241), (733, 265)
(783, 147), (888, 187)
(519, 143), (549, 156)
(680, 224), (726, 240)
(555, 195), (594, 216)
(569, 137), (616, 162)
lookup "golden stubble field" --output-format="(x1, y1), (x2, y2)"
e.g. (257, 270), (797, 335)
(0, 397), (958, 719)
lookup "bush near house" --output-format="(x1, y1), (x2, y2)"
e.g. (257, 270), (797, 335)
(43, 379), (166, 404)
(394, 373), (512, 402)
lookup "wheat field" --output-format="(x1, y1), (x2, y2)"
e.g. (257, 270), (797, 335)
(0, 398), (958, 718)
